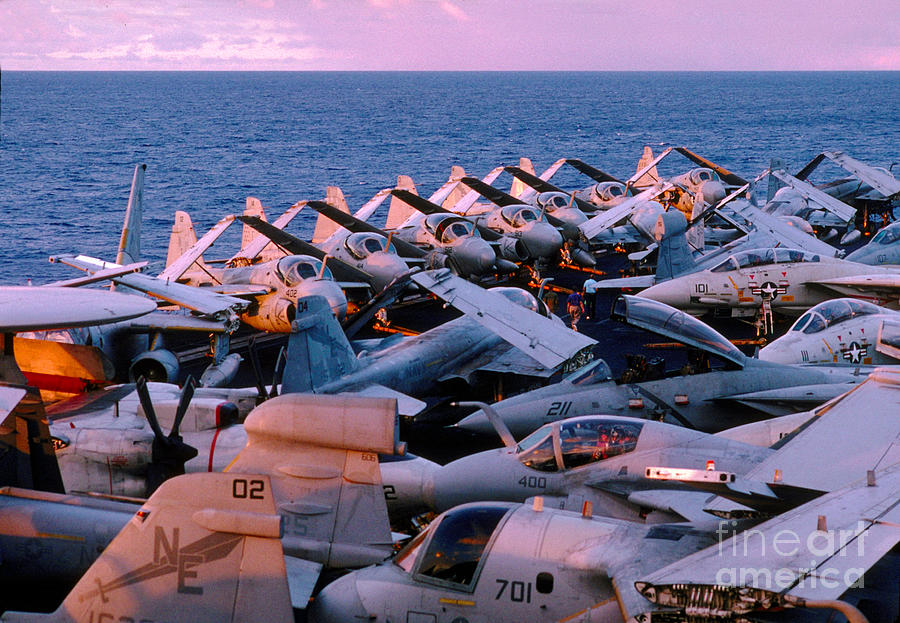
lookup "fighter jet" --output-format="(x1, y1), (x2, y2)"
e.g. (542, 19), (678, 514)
(638, 245), (900, 319)
(456, 295), (875, 438)
(760, 298), (900, 366)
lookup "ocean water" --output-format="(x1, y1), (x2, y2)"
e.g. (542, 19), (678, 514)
(1, 71), (898, 284)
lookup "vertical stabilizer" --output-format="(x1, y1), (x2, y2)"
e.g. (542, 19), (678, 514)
(654, 211), (696, 281)
(115, 164), (146, 265)
(386, 175), (418, 229)
(280, 296), (360, 393)
(441, 166), (468, 211)
(313, 187), (350, 243)
(165, 210), (200, 269)
(0, 472), (293, 623)
(229, 393), (399, 569)
(242, 197), (268, 248)
(767, 158), (787, 202)
(634, 146), (660, 188)
(686, 195), (706, 250)
(510, 157), (535, 198)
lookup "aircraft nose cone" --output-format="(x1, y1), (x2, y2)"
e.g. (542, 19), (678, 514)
(455, 237), (497, 276)
(454, 408), (495, 436)
(702, 181), (727, 205)
(638, 279), (689, 310)
(522, 222), (563, 259)
(758, 334), (801, 364)
(308, 572), (369, 623)
(299, 280), (347, 320)
(365, 251), (410, 291)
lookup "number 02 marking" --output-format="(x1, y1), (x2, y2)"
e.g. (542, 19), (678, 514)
(233, 478), (265, 499)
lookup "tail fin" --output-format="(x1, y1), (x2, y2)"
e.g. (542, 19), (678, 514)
(229, 393), (400, 568)
(1, 472), (292, 623)
(686, 194), (706, 250)
(0, 384), (65, 493)
(767, 158), (787, 202)
(441, 165), (468, 211)
(280, 295), (360, 393)
(385, 175), (417, 229)
(654, 211), (696, 281)
(165, 210), (200, 270)
(510, 157), (535, 198)
(312, 186), (350, 243)
(115, 163), (146, 265)
(242, 197), (268, 248)
(634, 146), (660, 188)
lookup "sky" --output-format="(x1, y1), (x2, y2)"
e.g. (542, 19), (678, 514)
(2, 0), (899, 71)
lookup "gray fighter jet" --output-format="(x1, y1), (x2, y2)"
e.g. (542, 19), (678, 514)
(456, 295), (875, 438)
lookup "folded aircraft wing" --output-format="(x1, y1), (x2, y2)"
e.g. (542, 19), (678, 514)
(578, 183), (673, 240)
(412, 269), (596, 370)
(723, 200), (840, 256)
(515, 158), (566, 202)
(229, 201), (306, 265)
(441, 166), (503, 215)
(504, 165), (597, 213)
(769, 168), (857, 223)
(390, 189), (504, 241)
(820, 150), (900, 197)
(564, 158), (625, 185)
(672, 147), (749, 187)
(636, 462), (900, 617)
(50, 254), (248, 318)
(158, 214), (236, 281)
(348, 188), (392, 223)
(236, 215), (379, 287)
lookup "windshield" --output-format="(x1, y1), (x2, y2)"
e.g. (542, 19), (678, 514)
(501, 205), (539, 227)
(344, 232), (392, 259)
(596, 182), (625, 200)
(559, 418), (642, 469)
(518, 434), (558, 472)
(491, 287), (541, 314)
(690, 168), (719, 184)
(794, 298), (882, 334)
(277, 256), (333, 286)
(872, 224), (900, 245)
(414, 505), (511, 588)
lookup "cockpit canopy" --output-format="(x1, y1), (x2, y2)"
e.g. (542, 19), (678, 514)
(871, 222), (900, 245)
(710, 248), (820, 273)
(516, 416), (643, 472)
(394, 503), (513, 589)
(537, 192), (571, 211)
(613, 295), (745, 367)
(500, 205), (540, 228)
(593, 181), (627, 202)
(790, 298), (884, 334)
(343, 232), (395, 259)
(425, 214), (478, 243)
(689, 168), (720, 185)
(276, 255), (334, 286)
